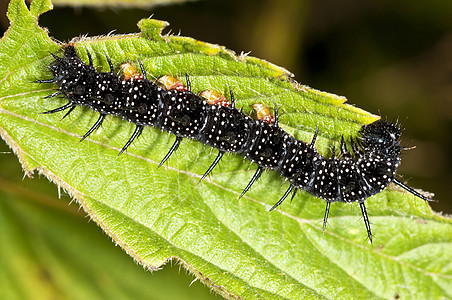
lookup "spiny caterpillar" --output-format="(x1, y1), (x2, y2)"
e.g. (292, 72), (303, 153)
(36, 45), (433, 242)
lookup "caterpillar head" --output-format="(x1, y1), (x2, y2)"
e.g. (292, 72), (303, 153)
(48, 46), (82, 82)
(359, 120), (401, 155)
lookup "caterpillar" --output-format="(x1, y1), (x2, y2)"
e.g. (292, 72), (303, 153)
(36, 44), (433, 243)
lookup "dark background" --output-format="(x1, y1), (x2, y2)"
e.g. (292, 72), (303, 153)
(0, 0), (451, 298)
(1, 0), (451, 211)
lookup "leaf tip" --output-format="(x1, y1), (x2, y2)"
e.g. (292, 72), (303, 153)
(7, 0), (52, 23)
(138, 18), (169, 41)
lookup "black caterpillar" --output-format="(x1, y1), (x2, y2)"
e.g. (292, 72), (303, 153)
(36, 45), (433, 242)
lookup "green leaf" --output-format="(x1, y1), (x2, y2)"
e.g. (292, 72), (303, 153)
(1, 0), (451, 299)
(0, 140), (221, 300)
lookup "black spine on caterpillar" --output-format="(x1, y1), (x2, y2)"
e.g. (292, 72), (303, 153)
(36, 45), (434, 243)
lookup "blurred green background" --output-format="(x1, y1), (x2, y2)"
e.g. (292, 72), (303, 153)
(1, 0), (451, 299)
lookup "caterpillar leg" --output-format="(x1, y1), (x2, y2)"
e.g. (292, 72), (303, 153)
(198, 150), (225, 184)
(137, 59), (147, 80)
(350, 138), (360, 155)
(105, 54), (114, 73)
(310, 125), (319, 148)
(185, 74), (191, 92)
(359, 202), (372, 243)
(157, 136), (182, 168)
(49, 52), (61, 60)
(41, 102), (73, 114)
(85, 48), (93, 66)
(340, 136), (347, 154)
(60, 106), (76, 120)
(35, 78), (56, 83)
(290, 188), (298, 202)
(80, 114), (106, 142)
(43, 91), (62, 99)
(239, 167), (263, 199)
(229, 86), (235, 108)
(274, 103), (279, 126)
(118, 125), (143, 156)
(269, 184), (295, 211)
(392, 178), (434, 202)
(323, 202), (331, 233)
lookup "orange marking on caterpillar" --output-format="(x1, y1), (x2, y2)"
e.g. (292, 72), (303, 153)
(120, 62), (143, 80)
(200, 90), (231, 107)
(253, 103), (275, 124)
(158, 75), (187, 91)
